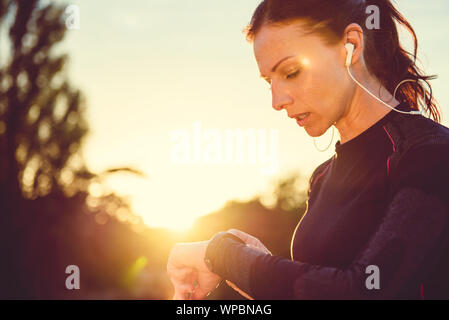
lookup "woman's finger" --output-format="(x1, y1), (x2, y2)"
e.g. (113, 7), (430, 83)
(169, 269), (198, 301)
(173, 291), (192, 300)
(170, 275), (197, 290)
(227, 229), (251, 243)
(228, 229), (271, 254)
(190, 286), (210, 300)
(228, 229), (261, 248)
(173, 282), (196, 300)
(247, 243), (272, 255)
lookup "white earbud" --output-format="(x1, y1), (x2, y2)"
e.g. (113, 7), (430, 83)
(344, 43), (355, 68)
(344, 42), (423, 116)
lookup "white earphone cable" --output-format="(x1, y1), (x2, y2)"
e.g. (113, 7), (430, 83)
(346, 65), (423, 116)
(313, 44), (426, 152)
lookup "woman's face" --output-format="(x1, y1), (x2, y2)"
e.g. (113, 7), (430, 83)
(253, 20), (354, 137)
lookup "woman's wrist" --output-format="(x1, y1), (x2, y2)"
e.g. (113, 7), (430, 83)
(204, 231), (270, 298)
(204, 231), (246, 274)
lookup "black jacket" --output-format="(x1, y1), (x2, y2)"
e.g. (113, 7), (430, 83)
(206, 102), (449, 299)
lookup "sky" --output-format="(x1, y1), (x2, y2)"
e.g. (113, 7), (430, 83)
(32, 0), (449, 229)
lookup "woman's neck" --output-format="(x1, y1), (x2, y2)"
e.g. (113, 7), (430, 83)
(335, 81), (399, 145)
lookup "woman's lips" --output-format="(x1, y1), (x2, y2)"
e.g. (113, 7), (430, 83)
(295, 112), (310, 126)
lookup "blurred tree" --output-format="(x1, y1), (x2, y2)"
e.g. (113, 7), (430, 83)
(0, 0), (92, 297)
(0, 0), (146, 298)
(0, 0), (90, 205)
(261, 172), (309, 212)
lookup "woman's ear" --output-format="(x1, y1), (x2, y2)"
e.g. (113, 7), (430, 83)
(342, 23), (365, 66)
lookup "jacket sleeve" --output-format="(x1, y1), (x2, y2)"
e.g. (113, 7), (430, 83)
(206, 145), (449, 300)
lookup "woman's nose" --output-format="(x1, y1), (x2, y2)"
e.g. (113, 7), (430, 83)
(271, 86), (292, 111)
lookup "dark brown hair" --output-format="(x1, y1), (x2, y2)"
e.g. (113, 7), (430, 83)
(243, 0), (441, 123)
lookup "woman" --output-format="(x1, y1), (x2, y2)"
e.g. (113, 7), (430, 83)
(167, 0), (449, 299)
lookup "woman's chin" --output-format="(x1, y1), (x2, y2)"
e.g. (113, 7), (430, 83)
(304, 126), (326, 138)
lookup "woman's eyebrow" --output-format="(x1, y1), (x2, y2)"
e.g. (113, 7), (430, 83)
(260, 55), (295, 78)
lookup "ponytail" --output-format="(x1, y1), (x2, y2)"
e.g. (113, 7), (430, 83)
(365, 0), (440, 122)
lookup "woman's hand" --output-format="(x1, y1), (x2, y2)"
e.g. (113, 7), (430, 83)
(225, 229), (272, 300)
(227, 229), (272, 255)
(167, 240), (222, 300)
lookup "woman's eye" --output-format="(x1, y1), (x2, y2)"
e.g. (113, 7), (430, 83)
(286, 70), (299, 79)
